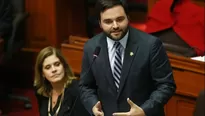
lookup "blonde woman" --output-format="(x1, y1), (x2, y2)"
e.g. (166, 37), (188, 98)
(34, 46), (89, 116)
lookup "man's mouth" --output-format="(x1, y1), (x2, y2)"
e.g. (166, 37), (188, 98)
(112, 31), (121, 34)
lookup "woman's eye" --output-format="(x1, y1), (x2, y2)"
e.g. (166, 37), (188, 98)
(54, 62), (61, 66)
(45, 65), (51, 70)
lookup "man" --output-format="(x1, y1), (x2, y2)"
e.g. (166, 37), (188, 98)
(79, 0), (176, 116)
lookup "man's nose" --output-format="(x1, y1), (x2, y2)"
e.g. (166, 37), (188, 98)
(113, 21), (119, 29)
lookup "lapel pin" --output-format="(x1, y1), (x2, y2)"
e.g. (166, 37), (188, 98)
(130, 52), (134, 56)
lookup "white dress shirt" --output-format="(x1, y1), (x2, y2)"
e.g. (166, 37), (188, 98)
(106, 31), (129, 75)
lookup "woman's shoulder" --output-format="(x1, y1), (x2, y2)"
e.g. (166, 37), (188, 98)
(64, 80), (91, 116)
(34, 86), (47, 100)
(62, 80), (80, 112)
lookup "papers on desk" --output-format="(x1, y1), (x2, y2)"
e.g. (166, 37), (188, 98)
(191, 56), (205, 62)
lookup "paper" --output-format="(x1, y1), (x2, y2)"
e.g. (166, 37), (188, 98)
(191, 56), (205, 62)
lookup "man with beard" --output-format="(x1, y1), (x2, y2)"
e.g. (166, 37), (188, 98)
(79, 0), (176, 116)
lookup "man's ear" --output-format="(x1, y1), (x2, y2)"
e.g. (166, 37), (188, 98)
(99, 20), (102, 29)
(127, 15), (130, 21)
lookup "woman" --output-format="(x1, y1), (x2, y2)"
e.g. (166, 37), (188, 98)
(34, 46), (90, 116)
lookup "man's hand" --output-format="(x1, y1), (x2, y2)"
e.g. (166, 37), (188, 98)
(92, 101), (104, 116)
(113, 98), (145, 116)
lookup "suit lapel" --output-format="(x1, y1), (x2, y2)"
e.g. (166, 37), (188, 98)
(117, 27), (139, 99)
(99, 34), (117, 92)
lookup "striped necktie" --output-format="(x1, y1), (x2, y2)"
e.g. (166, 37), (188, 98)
(113, 42), (123, 90)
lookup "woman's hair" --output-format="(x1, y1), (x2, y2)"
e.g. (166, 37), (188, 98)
(34, 46), (76, 97)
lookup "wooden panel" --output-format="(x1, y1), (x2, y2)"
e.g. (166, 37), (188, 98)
(24, 0), (87, 50)
(61, 36), (87, 74)
(61, 44), (83, 74)
(69, 1), (87, 37)
(25, 0), (56, 48)
(55, 0), (70, 48)
(166, 95), (196, 116)
(168, 53), (205, 74)
(173, 70), (205, 97)
(68, 35), (88, 46)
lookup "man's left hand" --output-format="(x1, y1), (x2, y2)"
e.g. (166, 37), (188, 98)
(112, 98), (145, 116)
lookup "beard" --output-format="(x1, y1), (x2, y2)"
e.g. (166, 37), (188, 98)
(104, 26), (129, 41)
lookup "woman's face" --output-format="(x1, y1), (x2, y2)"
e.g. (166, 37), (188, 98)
(42, 54), (65, 83)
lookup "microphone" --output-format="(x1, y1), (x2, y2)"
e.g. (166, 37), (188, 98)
(70, 46), (101, 115)
(82, 46), (101, 78)
(93, 46), (101, 60)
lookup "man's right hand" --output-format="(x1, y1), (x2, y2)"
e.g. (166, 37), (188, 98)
(92, 101), (104, 116)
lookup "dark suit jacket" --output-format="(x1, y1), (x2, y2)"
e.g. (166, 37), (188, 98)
(0, 0), (13, 37)
(194, 90), (205, 116)
(79, 26), (176, 116)
(35, 80), (90, 116)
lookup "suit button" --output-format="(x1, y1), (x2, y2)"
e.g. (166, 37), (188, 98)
(67, 106), (70, 110)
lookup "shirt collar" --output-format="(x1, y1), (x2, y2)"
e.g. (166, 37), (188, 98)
(107, 31), (129, 50)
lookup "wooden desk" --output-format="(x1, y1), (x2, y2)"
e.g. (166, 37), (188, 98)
(165, 53), (204, 116)
(61, 36), (86, 75)
(61, 36), (205, 116)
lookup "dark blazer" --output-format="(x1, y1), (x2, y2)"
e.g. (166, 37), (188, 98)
(194, 90), (205, 116)
(0, 0), (13, 37)
(35, 80), (90, 116)
(79, 26), (176, 116)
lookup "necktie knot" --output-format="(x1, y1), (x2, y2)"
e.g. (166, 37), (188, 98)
(114, 42), (122, 50)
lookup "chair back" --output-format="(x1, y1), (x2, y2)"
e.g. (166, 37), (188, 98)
(11, 0), (25, 13)
(3, 0), (28, 61)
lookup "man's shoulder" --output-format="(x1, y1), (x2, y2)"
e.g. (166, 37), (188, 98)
(130, 27), (159, 44)
(87, 32), (103, 43)
(84, 32), (104, 49)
